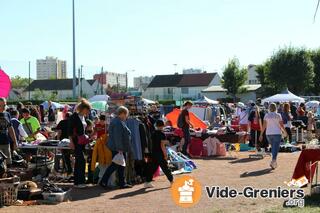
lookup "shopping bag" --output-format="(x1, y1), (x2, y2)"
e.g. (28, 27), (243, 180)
(112, 152), (126, 166)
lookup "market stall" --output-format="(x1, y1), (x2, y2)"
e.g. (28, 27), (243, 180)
(262, 89), (305, 104)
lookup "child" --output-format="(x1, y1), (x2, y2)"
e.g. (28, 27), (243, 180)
(95, 115), (106, 138)
(144, 120), (173, 188)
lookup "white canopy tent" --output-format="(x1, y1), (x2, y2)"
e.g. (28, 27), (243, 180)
(305, 100), (320, 109)
(262, 89), (305, 104)
(194, 96), (219, 105)
(88, 95), (110, 102)
(142, 98), (156, 105)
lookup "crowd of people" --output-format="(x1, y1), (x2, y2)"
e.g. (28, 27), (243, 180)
(0, 95), (318, 189)
(235, 101), (317, 169)
(0, 97), (174, 189)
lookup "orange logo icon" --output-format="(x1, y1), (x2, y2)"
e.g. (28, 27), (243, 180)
(171, 175), (202, 208)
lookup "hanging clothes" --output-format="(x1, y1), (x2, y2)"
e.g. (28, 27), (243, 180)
(126, 118), (143, 160)
(204, 107), (211, 121)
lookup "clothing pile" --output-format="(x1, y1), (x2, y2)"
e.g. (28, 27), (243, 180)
(279, 144), (301, 153)
(203, 137), (227, 157)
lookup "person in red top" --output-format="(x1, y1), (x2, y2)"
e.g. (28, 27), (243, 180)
(248, 105), (267, 150)
(95, 114), (106, 139)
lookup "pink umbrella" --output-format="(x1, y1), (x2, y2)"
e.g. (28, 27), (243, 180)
(0, 69), (11, 98)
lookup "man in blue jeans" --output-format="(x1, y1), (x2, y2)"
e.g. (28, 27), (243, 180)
(180, 101), (193, 156)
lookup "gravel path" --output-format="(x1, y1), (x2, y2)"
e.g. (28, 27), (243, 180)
(2, 152), (302, 213)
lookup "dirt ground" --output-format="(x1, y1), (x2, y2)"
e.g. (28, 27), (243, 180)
(2, 151), (306, 213)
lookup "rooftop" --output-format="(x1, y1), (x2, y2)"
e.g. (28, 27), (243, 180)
(147, 73), (217, 88)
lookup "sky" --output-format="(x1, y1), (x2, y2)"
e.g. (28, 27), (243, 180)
(1, 0), (320, 86)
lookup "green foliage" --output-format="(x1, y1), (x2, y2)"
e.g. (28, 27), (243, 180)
(257, 47), (319, 97)
(310, 48), (320, 94)
(11, 75), (32, 89)
(268, 47), (314, 95)
(158, 100), (175, 105)
(32, 89), (46, 101)
(48, 91), (58, 101)
(221, 58), (248, 102)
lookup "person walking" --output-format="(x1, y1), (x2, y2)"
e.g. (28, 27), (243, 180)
(100, 106), (132, 189)
(248, 105), (267, 151)
(260, 103), (286, 169)
(68, 99), (92, 188)
(144, 120), (173, 188)
(178, 101), (193, 156)
(281, 103), (293, 143)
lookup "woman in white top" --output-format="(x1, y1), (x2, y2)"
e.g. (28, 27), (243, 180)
(259, 103), (286, 169)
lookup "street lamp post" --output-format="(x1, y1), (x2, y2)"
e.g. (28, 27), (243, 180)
(72, 0), (77, 99)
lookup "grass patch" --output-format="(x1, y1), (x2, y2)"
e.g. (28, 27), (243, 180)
(265, 194), (320, 213)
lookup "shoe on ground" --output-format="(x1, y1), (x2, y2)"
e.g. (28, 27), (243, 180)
(144, 182), (154, 188)
(120, 184), (133, 189)
(74, 184), (87, 189)
(270, 160), (277, 169)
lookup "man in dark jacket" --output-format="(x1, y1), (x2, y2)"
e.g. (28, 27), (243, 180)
(100, 106), (132, 189)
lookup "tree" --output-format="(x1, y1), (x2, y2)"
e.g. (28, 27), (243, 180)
(310, 49), (320, 95)
(267, 47), (314, 95)
(221, 58), (248, 102)
(11, 76), (32, 89)
(256, 62), (281, 97)
(32, 89), (45, 101)
(48, 91), (58, 101)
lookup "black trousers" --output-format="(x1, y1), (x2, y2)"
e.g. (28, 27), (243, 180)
(74, 144), (86, 185)
(285, 127), (292, 143)
(146, 156), (173, 183)
(182, 128), (191, 154)
(249, 130), (268, 149)
(101, 151), (126, 187)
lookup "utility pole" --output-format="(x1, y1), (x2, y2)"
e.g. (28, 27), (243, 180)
(78, 68), (81, 98)
(80, 65), (83, 97)
(72, 0), (77, 99)
(101, 66), (104, 94)
(125, 72), (128, 92)
(28, 61), (31, 101)
(173, 64), (178, 73)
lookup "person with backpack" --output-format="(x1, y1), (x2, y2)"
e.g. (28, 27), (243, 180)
(178, 101), (193, 156)
(0, 97), (17, 167)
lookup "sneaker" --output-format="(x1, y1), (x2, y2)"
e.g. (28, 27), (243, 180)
(144, 182), (154, 188)
(270, 160), (277, 169)
(74, 184), (87, 189)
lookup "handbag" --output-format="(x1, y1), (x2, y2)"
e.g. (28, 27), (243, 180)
(77, 134), (90, 145)
(112, 153), (126, 166)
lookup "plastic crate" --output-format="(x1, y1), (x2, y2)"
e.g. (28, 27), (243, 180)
(0, 176), (20, 206)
